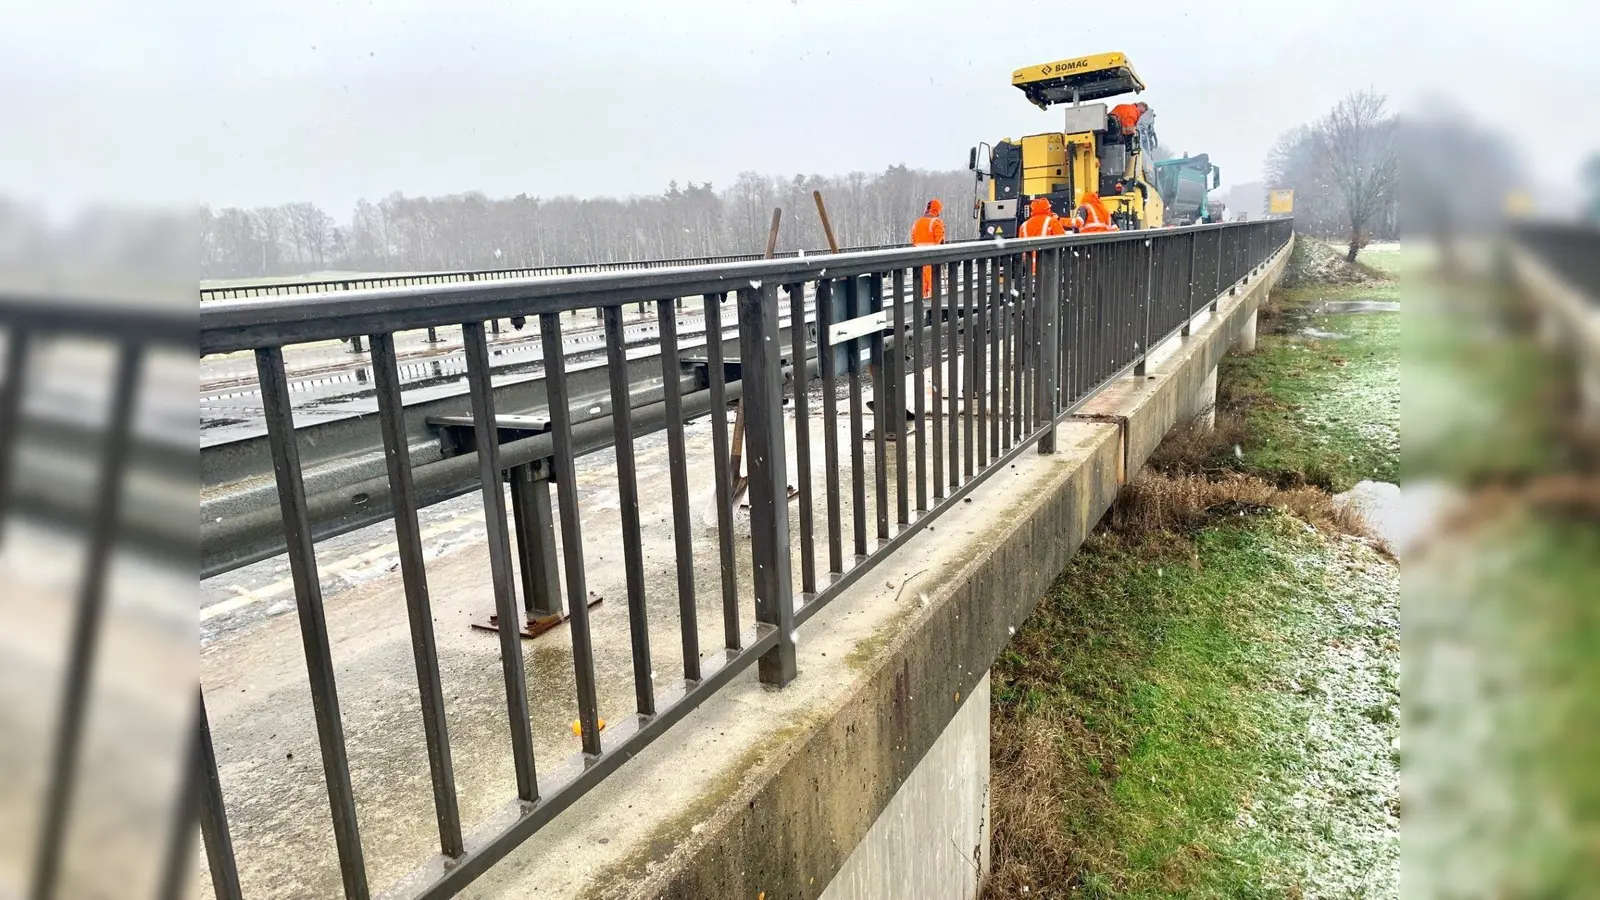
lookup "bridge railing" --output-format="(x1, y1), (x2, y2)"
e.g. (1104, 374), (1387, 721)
(0, 288), (194, 900)
(198, 244), (908, 302)
(1513, 222), (1600, 302)
(195, 219), (1291, 900)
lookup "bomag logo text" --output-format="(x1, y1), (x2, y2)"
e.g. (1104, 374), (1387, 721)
(1050, 60), (1091, 74)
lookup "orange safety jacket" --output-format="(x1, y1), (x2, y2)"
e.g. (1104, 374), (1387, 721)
(910, 200), (946, 297)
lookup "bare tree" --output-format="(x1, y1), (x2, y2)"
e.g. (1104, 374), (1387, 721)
(1313, 90), (1399, 262)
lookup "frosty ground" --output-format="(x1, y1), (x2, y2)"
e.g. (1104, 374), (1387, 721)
(983, 237), (1402, 898)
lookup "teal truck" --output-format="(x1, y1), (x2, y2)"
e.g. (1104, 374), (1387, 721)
(1154, 153), (1222, 226)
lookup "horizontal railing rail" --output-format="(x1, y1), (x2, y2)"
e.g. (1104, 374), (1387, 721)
(198, 244), (908, 302)
(196, 219), (1292, 900)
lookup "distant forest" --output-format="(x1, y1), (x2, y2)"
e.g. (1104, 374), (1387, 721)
(199, 166), (980, 280)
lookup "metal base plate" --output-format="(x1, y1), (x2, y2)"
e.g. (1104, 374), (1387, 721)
(473, 596), (604, 640)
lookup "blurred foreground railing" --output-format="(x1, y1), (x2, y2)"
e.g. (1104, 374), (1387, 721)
(195, 219), (1291, 899)
(0, 289), (194, 900)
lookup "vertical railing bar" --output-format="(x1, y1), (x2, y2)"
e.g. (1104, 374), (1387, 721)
(0, 327), (30, 540)
(603, 307), (656, 713)
(703, 292), (742, 649)
(738, 284), (797, 686)
(249, 343), (371, 899)
(975, 257), (988, 468)
(870, 273), (889, 542)
(156, 701), (200, 900)
(31, 340), (146, 900)
(817, 280), (844, 573)
(947, 261), (960, 491)
(962, 258), (975, 479)
(891, 268), (909, 526)
(847, 277), (868, 559)
(787, 283), (817, 594)
(989, 256), (1002, 459)
(462, 324), (542, 798)
(370, 331), (464, 855)
(1016, 258), (1029, 435)
(1000, 260), (1012, 450)
(912, 266), (928, 512)
(538, 312), (605, 753)
(656, 299), (701, 682)
(197, 693), (244, 900)
(1039, 247), (1061, 453)
(930, 265), (945, 500)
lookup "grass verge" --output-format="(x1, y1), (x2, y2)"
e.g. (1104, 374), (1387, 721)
(1217, 311), (1400, 492)
(987, 511), (1397, 899)
(985, 236), (1403, 898)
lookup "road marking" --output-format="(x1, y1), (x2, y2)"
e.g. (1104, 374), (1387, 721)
(200, 513), (481, 622)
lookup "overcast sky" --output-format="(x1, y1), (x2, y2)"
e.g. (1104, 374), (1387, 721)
(2, 0), (1595, 218)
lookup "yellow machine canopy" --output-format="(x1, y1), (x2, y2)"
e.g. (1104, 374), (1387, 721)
(1010, 52), (1145, 110)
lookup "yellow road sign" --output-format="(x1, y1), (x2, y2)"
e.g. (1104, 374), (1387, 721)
(1268, 189), (1295, 215)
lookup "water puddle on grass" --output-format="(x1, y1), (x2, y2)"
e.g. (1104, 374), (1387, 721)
(1282, 298), (1400, 339)
(1309, 299), (1400, 314)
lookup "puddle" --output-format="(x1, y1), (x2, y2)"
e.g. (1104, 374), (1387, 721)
(1308, 300), (1400, 314)
(1280, 298), (1400, 339)
(1334, 479), (1463, 555)
(1300, 327), (1349, 340)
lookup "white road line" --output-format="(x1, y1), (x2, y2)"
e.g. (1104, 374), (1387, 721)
(200, 513), (481, 621)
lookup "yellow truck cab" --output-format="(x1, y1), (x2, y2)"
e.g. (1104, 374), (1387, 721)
(969, 52), (1165, 236)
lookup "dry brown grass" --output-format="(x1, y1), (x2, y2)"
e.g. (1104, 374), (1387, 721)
(1106, 470), (1368, 541)
(1144, 406), (1251, 477)
(987, 710), (1119, 896)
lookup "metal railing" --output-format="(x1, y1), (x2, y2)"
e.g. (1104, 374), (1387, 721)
(0, 289), (194, 900)
(199, 244), (907, 301)
(1514, 222), (1600, 301)
(196, 219), (1290, 899)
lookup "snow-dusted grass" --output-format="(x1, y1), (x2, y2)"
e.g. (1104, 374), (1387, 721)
(1408, 513), (1600, 897)
(986, 236), (1406, 898)
(1221, 311), (1400, 492)
(988, 515), (1399, 899)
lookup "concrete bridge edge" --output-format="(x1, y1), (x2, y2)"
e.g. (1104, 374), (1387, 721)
(590, 239), (1293, 900)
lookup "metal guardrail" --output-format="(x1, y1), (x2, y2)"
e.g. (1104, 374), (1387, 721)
(196, 219), (1291, 899)
(198, 244), (907, 302)
(0, 290), (195, 900)
(1514, 222), (1600, 300)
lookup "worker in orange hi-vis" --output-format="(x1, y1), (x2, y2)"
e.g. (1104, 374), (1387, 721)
(1018, 197), (1067, 274)
(1110, 101), (1142, 135)
(909, 198), (946, 298)
(1075, 192), (1117, 234)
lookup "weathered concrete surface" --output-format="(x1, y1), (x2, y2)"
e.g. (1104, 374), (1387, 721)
(200, 240), (1289, 900)
(1235, 308), (1259, 353)
(820, 673), (990, 900)
(1197, 366), (1219, 431)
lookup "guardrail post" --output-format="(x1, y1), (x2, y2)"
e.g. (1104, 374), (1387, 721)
(427, 327), (440, 344)
(738, 283), (797, 686)
(1038, 247), (1061, 454)
(509, 462), (563, 620)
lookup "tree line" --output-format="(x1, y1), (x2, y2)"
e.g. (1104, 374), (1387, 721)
(200, 166), (980, 280)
